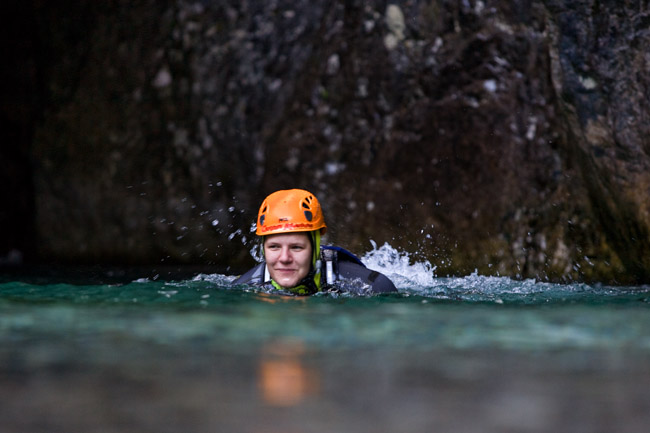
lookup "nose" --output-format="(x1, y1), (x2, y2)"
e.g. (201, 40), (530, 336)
(278, 246), (293, 263)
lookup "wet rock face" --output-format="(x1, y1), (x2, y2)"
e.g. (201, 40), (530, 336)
(545, 0), (650, 281)
(5, 0), (650, 282)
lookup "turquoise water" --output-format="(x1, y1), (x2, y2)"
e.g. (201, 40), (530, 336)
(2, 244), (650, 433)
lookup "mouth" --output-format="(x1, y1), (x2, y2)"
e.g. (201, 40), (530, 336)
(275, 268), (296, 274)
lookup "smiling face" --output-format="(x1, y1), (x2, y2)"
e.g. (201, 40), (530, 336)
(263, 232), (313, 289)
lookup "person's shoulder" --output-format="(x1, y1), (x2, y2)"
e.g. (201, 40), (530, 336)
(232, 262), (265, 285)
(322, 245), (364, 265)
(337, 260), (397, 293)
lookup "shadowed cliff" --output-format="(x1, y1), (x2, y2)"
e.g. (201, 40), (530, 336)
(2, 0), (649, 283)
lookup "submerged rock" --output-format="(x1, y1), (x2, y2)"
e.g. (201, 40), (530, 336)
(3, 0), (650, 283)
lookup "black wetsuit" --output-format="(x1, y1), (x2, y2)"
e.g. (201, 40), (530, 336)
(232, 245), (397, 294)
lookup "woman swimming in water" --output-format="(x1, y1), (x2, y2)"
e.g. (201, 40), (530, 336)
(232, 189), (397, 295)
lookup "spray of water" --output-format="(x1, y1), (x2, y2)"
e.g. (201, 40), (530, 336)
(360, 240), (436, 289)
(192, 273), (236, 285)
(358, 242), (611, 302)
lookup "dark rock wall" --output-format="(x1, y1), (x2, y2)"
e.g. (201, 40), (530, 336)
(547, 0), (650, 281)
(2, 0), (649, 283)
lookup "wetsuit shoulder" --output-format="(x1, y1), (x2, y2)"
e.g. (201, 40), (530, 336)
(337, 260), (397, 293)
(232, 262), (265, 285)
(322, 245), (364, 266)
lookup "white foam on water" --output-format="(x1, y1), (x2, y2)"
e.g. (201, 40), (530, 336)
(133, 278), (151, 283)
(191, 273), (236, 285)
(360, 240), (437, 289)
(359, 243), (600, 300)
(443, 271), (538, 293)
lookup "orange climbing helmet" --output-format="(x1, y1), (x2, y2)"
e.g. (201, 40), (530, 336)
(256, 189), (327, 236)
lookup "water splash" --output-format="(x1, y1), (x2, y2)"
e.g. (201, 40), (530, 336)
(248, 242), (264, 262)
(357, 242), (650, 304)
(191, 273), (236, 285)
(360, 240), (436, 289)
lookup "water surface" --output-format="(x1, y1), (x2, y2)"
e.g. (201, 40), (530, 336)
(1, 245), (649, 433)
